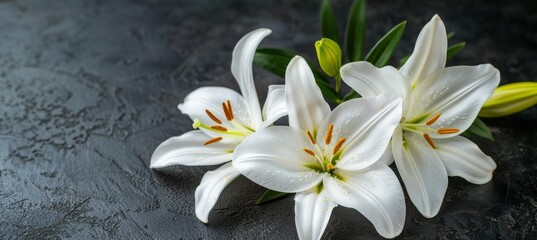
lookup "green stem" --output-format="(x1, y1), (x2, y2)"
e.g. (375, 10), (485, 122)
(335, 74), (342, 94)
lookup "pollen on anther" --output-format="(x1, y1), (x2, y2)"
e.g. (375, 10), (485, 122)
(306, 130), (316, 144)
(211, 125), (228, 132)
(437, 128), (459, 134)
(423, 133), (436, 148)
(426, 113), (442, 126)
(205, 109), (222, 124)
(303, 148), (316, 157)
(226, 100), (234, 120)
(326, 163), (335, 170)
(324, 123), (334, 145)
(222, 102), (232, 121)
(204, 137), (223, 146)
(332, 137), (346, 154)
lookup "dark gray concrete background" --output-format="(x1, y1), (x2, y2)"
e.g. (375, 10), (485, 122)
(0, 0), (536, 239)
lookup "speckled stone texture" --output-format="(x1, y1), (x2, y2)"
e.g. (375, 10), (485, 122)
(0, 0), (536, 239)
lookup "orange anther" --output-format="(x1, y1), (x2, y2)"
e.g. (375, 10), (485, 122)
(211, 125), (228, 132)
(332, 138), (346, 154)
(222, 102), (232, 121)
(324, 123), (334, 145)
(306, 130), (316, 145)
(226, 100), (234, 120)
(426, 113), (442, 126)
(303, 148), (316, 157)
(204, 137), (223, 146)
(205, 109), (222, 125)
(437, 128), (459, 134)
(423, 133), (436, 149)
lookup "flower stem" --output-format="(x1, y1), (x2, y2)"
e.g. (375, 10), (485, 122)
(335, 74), (342, 94)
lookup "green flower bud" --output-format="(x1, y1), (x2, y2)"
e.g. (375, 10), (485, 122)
(479, 82), (537, 118)
(315, 38), (342, 77)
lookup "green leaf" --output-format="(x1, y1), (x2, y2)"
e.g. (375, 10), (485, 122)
(398, 54), (410, 67)
(447, 31), (455, 40)
(256, 190), (289, 205)
(344, 0), (366, 62)
(253, 48), (340, 102)
(343, 90), (360, 101)
(447, 42), (465, 60)
(253, 48), (292, 78)
(253, 48), (325, 82)
(365, 21), (406, 67)
(320, 0), (340, 44)
(462, 117), (494, 141)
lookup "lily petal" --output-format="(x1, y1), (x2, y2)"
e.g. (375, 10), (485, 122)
(285, 56), (331, 131)
(233, 126), (326, 193)
(178, 86), (252, 136)
(341, 62), (410, 111)
(150, 130), (235, 168)
(260, 84), (287, 129)
(318, 94), (402, 170)
(324, 164), (406, 238)
(195, 162), (241, 223)
(435, 136), (496, 184)
(231, 28), (272, 128)
(392, 128), (448, 218)
(294, 190), (337, 240)
(378, 142), (395, 166)
(407, 64), (500, 138)
(400, 15), (447, 86)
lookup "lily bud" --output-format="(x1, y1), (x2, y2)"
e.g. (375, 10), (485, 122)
(479, 82), (537, 118)
(315, 38), (342, 77)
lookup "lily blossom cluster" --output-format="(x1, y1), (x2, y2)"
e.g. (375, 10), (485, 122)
(150, 15), (500, 239)
(151, 28), (286, 223)
(341, 15), (499, 217)
(234, 57), (405, 239)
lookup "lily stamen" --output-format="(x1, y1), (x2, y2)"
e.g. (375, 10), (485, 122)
(303, 148), (316, 157)
(226, 100), (234, 120)
(423, 133), (436, 149)
(302, 125), (349, 173)
(204, 137), (223, 145)
(205, 109), (222, 124)
(437, 128), (459, 134)
(332, 137), (346, 154)
(222, 102), (232, 121)
(211, 125), (228, 131)
(325, 123), (334, 145)
(306, 130), (316, 144)
(193, 119), (244, 136)
(426, 113), (442, 126)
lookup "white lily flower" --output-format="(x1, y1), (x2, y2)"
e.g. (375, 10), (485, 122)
(233, 56), (405, 239)
(150, 28), (287, 223)
(341, 15), (500, 218)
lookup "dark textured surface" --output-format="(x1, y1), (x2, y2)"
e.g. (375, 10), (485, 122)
(1, 0), (536, 239)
